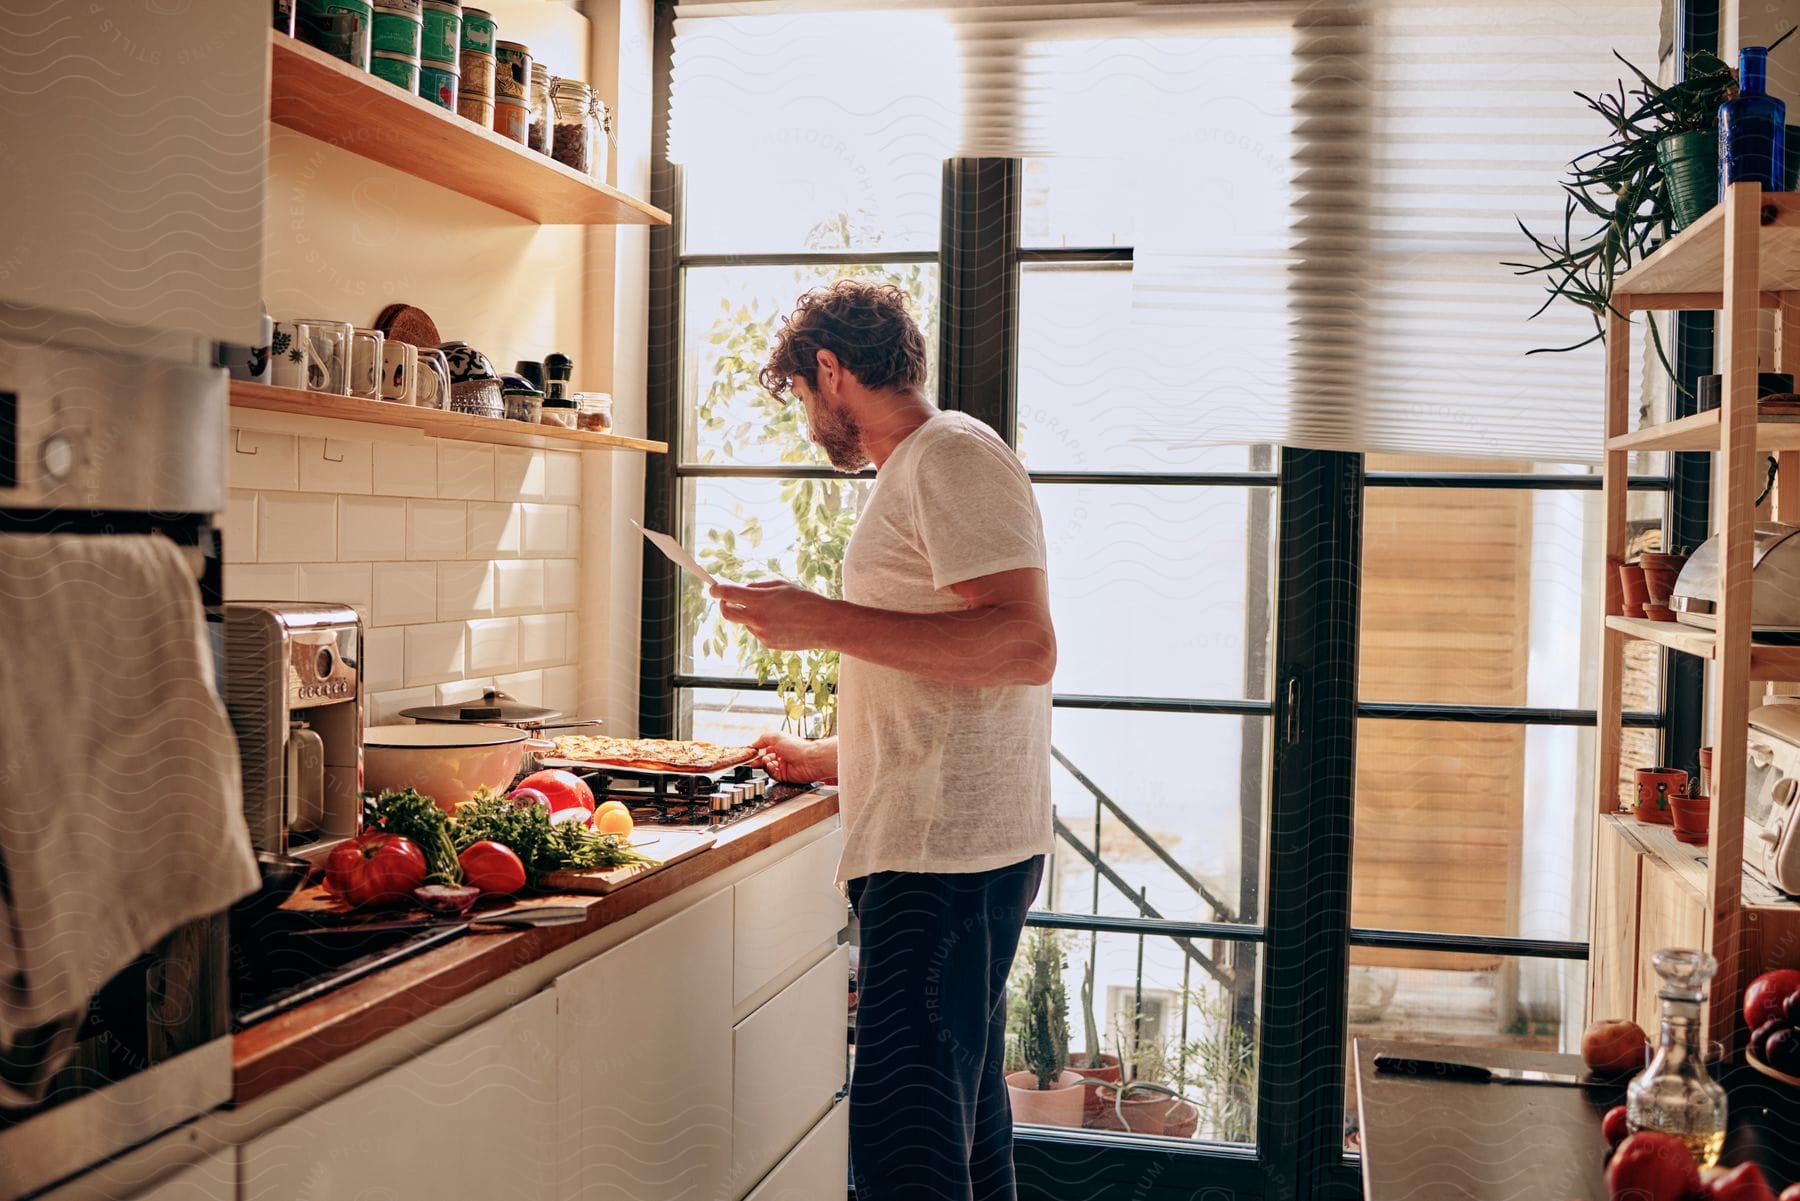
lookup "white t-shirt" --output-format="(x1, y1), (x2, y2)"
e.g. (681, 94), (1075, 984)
(833, 411), (1054, 883)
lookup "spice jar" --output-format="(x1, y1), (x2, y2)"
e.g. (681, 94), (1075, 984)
(573, 392), (612, 433)
(550, 77), (596, 174)
(526, 63), (551, 155)
(543, 352), (572, 402)
(539, 397), (578, 429)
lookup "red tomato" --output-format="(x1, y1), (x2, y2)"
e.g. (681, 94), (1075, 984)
(326, 834), (427, 907)
(1606, 1132), (1700, 1201)
(515, 770), (594, 818)
(1745, 969), (1800, 1031)
(458, 840), (527, 895)
(1602, 1105), (1630, 1149)
(1707, 1164), (1777, 1201)
(1777, 1184), (1800, 1201)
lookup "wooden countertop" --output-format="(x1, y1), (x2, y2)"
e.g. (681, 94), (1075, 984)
(231, 791), (840, 1106)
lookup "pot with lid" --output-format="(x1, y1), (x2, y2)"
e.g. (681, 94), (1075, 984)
(397, 688), (600, 773)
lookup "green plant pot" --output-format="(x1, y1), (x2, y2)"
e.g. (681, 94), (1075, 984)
(1658, 130), (1719, 230)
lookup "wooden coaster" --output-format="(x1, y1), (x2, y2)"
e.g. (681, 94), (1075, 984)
(374, 303), (442, 348)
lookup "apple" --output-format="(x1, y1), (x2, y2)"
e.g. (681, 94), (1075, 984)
(1607, 1132), (1700, 1201)
(1602, 1104), (1630, 1149)
(1744, 969), (1800, 1031)
(1706, 1163), (1777, 1201)
(1584, 1018), (1650, 1075)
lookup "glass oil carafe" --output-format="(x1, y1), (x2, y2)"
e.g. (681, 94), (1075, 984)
(1627, 948), (1728, 1168)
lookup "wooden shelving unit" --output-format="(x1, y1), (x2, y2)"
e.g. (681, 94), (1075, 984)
(269, 32), (669, 226)
(1592, 182), (1800, 1052)
(230, 381), (666, 453)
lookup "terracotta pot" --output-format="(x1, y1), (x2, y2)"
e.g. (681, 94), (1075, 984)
(1161, 1098), (1201, 1139)
(1672, 793), (1711, 846)
(1088, 1085), (1183, 1135)
(1643, 601), (1677, 623)
(1618, 564), (1651, 618)
(1640, 551), (1689, 605)
(1066, 1054), (1122, 1123)
(1699, 746), (1713, 797)
(1634, 766), (1687, 825)
(1005, 1070), (1085, 1128)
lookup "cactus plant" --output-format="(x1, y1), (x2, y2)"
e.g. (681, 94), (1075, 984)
(1021, 928), (1070, 1090)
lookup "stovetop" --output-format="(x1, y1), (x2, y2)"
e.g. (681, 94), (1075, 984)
(564, 764), (813, 830)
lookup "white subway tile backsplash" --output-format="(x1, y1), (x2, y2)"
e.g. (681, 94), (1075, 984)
(226, 562), (300, 601)
(362, 625), (405, 692)
(542, 665), (578, 715)
(407, 500), (465, 560)
(517, 612), (565, 668)
(373, 441), (438, 498)
(373, 562), (438, 626)
(437, 560), (495, 620)
(520, 504), (576, 558)
(493, 559), (545, 615)
(466, 503), (522, 559)
(230, 429), (298, 491)
(224, 490), (257, 563)
(405, 621), (467, 687)
(296, 563), (372, 618)
(298, 437), (374, 494)
(337, 496), (408, 562)
(258, 492), (337, 562)
(492, 670), (545, 707)
(436, 677), (496, 707)
(437, 443), (494, 501)
(544, 452), (580, 503)
(466, 617), (520, 674)
(368, 686), (436, 726)
(493, 448), (547, 501)
(544, 559), (578, 611)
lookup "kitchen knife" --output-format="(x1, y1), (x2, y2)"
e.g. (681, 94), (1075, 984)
(296, 905), (590, 936)
(1372, 1053), (1613, 1088)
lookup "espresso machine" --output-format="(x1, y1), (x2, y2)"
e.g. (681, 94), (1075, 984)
(223, 601), (364, 858)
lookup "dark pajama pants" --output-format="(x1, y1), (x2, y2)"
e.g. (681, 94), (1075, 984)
(846, 855), (1046, 1201)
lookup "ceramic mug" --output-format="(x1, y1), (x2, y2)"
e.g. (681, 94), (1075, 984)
(271, 320), (320, 390)
(381, 339), (418, 404)
(414, 348), (451, 410)
(217, 312), (274, 383)
(296, 318), (353, 394)
(349, 327), (385, 399)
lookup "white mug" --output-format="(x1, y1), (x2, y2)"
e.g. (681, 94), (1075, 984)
(349, 328), (385, 400)
(380, 340), (418, 404)
(270, 320), (317, 390)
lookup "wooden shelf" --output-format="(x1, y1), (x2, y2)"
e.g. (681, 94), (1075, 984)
(1614, 192), (1800, 303)
(229, 381), (666, 453)
(1604, 814), (1800, 912)
(1607, 408), (1800, 453)
(1605, 615), (1800, 679)
(269, 32), (668, 226)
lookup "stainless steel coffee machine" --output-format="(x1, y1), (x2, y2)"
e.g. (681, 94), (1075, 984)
(224, 602), (364, 858)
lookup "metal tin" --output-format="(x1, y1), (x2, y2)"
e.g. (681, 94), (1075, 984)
(459, 7), (496, 53)
(494, 96), (528, 144)
(373, 0), (420, 13)
(370, 50), (419, 91)
(419, 0), (460, 63)
(419, 60), (458, 110)
(370, 9), (421, 56)
(297, 0), (373, 68)
(459, 45), (495, 99)
(493, 39), (530, 101)
(457, 92), (494, 129)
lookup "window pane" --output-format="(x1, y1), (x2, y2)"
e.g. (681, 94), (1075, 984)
(1036, 483), (1275, 701)
(1360, 482), (1664, 709)
(1352, 720), (1593, 943)
(680, 263), (939, 468)
(1017, 262), (1264, 473)
(1022, 157), (1137, 249)
(681, 686), (783, 745)
(1005, 928), (1259, 1146)
(1046, 710), (1266, 927)
(1342, 948), (1584, 1153)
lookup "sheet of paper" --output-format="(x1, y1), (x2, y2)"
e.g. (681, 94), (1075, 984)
(632, 520), (717, 586)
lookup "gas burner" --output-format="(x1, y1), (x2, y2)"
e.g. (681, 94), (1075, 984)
(564, 764), (813, 830)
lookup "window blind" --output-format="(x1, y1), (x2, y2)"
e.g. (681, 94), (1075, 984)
(668, 0), (1662, 463)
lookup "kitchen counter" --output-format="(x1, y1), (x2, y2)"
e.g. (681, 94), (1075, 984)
(231, 789), (841, 1105)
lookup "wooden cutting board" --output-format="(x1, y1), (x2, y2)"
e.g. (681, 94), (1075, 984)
(538, 828), (717, 895)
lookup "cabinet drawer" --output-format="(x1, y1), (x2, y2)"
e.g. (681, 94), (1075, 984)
(744, 1096), (848, 1201)
(734, 826), (846, 1006)
(732, 944), (850, 1192)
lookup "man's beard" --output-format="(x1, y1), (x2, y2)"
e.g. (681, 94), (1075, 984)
(811, 400), (870, 473)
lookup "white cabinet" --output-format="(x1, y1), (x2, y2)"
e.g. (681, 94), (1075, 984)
(733, 829), (846, 1006)
(556, 888), (734, 1201)
(743, 1099), (848, 1201)
(731, 945), (850, 1191)
(124, 1150), (235, 1201)
(240, 990), (559, 1201)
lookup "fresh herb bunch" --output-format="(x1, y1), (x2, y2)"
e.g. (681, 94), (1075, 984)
(452, 788), (651, 884)
(361, 789), (463, 885)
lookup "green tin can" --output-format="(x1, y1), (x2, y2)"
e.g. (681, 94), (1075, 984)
(371, 9), (421, 57)
(370, 50), (419, 92)
(297, 0), (373, 69)
(459, 6), (496, 54)
(419, 60), (458, 111)
(420, 0), (460, 63)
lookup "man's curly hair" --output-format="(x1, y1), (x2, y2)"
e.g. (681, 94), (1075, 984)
(759, 280), (929, 400)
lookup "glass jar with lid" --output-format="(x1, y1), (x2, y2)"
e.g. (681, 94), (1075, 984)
(572, 392), (612, 432)
(527, 63), (551, 155)
(587, 92), (612, 179)
(549, 77), (596, 175)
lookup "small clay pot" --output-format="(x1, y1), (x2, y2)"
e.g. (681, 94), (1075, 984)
(1619, 564), (1650, 618)
(1672, 793), (1711, 846)
(1643, 601), (1678, 623)
(1634, 766), (1687, 825)
(1699, 746), (1713, 797)
(1066, 1054), (1123, 1124)
(1640, 551), (1690, 605)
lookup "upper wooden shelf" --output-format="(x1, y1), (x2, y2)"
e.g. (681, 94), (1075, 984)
(1604, 814), (1799, 912)
(1614, 190), (1800, 303)
(230, 381), (666, 454)
(269, 32), (668, 226)
(1606, 408), (1800, 453)
(1605, 615), (1800, 679)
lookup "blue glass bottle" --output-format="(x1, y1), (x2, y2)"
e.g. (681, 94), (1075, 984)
(1720, 46), (1787, 191)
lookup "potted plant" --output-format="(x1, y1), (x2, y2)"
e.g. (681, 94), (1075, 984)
(1673, 774), (1711, 846)
(1005, 929), (1085, 1127)
(1089, 1079), (1196, 1137)
(1065, 958), (1122, 1124)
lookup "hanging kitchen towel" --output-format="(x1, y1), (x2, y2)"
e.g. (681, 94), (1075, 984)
(0, 533), (257, 1091)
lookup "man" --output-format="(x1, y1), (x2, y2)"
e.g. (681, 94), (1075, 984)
(710, 279), (1056, 1201)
